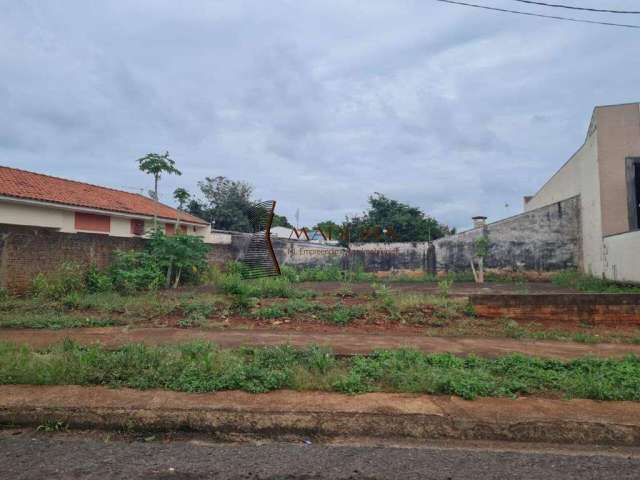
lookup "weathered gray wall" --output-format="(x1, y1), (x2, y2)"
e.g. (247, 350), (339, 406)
(207, 233), (347, 270)
(434, 196), (581, 272)
(343, 196), (581, 272)
(185, 196), (583, 275)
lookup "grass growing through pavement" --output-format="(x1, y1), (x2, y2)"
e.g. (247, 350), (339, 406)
(2, 341), (640, 401)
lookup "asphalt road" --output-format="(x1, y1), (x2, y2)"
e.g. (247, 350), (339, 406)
(2, 432), (640, 480)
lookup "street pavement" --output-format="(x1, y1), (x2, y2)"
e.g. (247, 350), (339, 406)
(2, 431), (640, 480)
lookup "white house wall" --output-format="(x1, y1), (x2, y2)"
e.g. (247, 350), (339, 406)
(603, 231), (640, 283)
(0, 201), (76, 232)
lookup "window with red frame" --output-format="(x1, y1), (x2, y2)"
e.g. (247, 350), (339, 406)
(165, 223), (176, 235)
(130, 219), (145, 236)
(75, 212), (110, 233)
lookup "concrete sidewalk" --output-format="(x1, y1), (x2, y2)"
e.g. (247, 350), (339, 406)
(3, 327), (640, 360)
(2, 385), (640, 446)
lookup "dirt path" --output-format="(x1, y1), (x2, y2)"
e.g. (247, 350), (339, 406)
(3, 327), (640, 360)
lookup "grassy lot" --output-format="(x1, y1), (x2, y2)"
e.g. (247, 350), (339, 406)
(1, 265), (639, 344)
(552, 270), (640, 293)
(1, 340), (639, 401)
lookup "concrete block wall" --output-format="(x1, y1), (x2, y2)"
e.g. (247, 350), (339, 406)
(434, 196), (581, 272)
(345, 196), (581, 273)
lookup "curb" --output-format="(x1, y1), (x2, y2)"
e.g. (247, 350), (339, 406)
(2, 385), (640, 446)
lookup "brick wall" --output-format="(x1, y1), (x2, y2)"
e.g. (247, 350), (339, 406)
(0, 225), (146, 293)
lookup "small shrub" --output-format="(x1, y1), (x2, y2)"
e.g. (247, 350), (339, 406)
(31, 262), (86, 300)
(371, 283), (398, 317)
(179, 300), (215, 319)
(437, 279), (453, 298)
(336, 284), (355, 298)
(85, 265), (113, 293)
(322, 303), (366, 326)
(253, 298), (321, 320)
(463, 302), (476, 317)
(110, 250), (164, 294)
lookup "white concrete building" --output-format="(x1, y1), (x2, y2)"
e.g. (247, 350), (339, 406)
(524, 103), (640, 283)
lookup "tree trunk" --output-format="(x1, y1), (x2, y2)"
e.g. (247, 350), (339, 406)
(153, 174), (159, 228)
(470, 258), (479, 283)
(173, 267), (182, 288)
(165, 259), (173, 289)
(478, 257), (484, 284)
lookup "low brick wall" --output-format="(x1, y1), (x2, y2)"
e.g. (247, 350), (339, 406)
(0, 225), (147, 293)
(470, 294), (640, 324)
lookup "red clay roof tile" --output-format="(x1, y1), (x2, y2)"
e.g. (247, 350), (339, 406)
(0, 166), (207, 225)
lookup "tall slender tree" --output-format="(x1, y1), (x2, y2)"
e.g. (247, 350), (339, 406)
(136, 151), (182, 226)
(173, 187), (191, 229)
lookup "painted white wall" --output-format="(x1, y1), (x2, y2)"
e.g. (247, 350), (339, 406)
(0, 201), (75, 232)
(0, 199), (213, 240)
(603, 231), (640, 283)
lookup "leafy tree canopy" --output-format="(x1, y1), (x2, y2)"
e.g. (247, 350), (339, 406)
(345, 193), (453, 243)
(136, 151), (181, 201)
(173, 188), (190, 210)
(185, 176), (253, 232)
(272, 214), (293, 229)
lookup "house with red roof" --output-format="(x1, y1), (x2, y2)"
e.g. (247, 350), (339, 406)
(0, 166), (212, 240)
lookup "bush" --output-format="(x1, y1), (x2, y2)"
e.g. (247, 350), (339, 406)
(110, 250), (164, 294)
(85, 265), (113, 294)
(147, 229), (209, 288)
(31, 262), (86, 300)
(322, 303), (366, 325)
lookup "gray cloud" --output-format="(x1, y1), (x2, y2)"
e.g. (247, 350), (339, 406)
(1, 0), (639, 230)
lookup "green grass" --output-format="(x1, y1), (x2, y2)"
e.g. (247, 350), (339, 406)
(552, 270), (640, 293)
(2, 341), (640, 401)
(253, 299), (365, 326)
(215, 271), (315, 299)
(253, 298), (322, 320)
(0, 313), (117, 329)
(321, 304), (367, 325)
(280, 265), (375, 283)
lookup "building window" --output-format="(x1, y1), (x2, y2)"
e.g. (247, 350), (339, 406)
(627, 157), (640, 231)
(180, 225), (188, 234)
(130, 219), (145, 236)
(75, 212), (110, 233)
(165, 223), (175, 236)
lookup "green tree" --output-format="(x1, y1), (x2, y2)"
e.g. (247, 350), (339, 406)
(147, 229), (208, 288)
(173, 187), (191, 229)
(187, 176), (254, 232)
(136, 152), (182, 203)
(173, 188), (191, 210)
(272, 214), (293, 228)
(314, 220), (345, 241)
(345, 193), (451, 243)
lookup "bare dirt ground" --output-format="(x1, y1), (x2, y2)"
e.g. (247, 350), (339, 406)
(4, 327), (640, 359)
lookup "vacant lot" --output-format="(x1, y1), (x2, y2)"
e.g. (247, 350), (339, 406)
(1, 266), (639, 345)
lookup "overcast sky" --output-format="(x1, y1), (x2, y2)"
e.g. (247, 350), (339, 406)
(1, 1), (639, 230)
